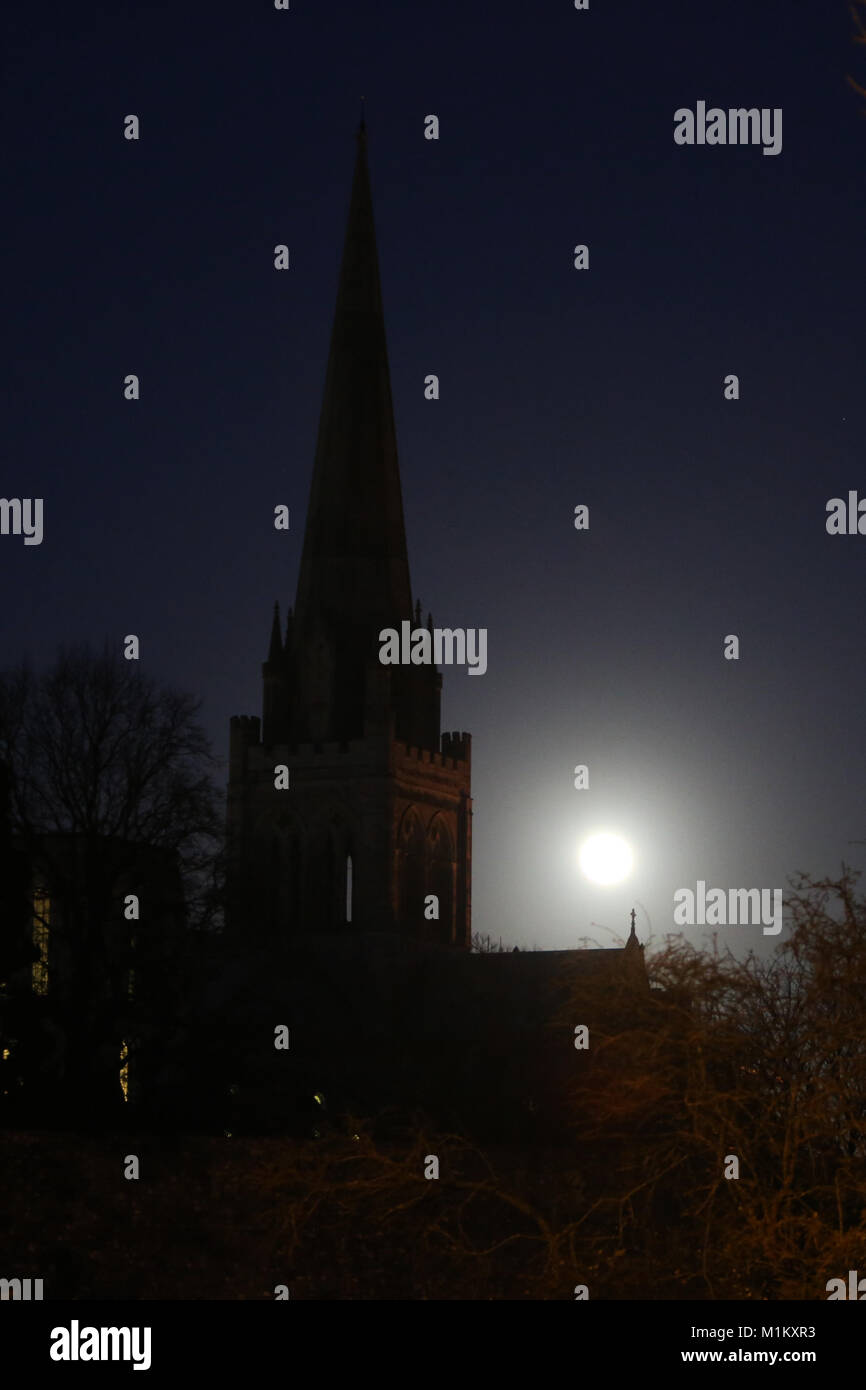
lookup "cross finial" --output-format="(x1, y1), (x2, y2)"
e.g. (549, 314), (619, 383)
(359, 95), (366, 132)
(629, 908), (637, 936)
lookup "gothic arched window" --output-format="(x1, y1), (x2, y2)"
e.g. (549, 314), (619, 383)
(398, 808), (426, 931)
(427, 817), (454, 944)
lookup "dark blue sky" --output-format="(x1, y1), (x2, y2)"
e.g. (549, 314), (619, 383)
(4, 0), (864, 949)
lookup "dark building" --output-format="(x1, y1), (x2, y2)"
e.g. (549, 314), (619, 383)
(0, 827), (185, 1116)
(227, 120), (471, 944)
(203, 914), (649, 1141)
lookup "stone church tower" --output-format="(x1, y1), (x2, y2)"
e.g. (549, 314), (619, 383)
(227, 121), (471, 944)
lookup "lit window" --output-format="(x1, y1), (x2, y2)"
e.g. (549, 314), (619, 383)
(120, 1039), (129, 1102)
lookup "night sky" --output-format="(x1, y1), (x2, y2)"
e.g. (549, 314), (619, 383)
(4, 0), (864, 951)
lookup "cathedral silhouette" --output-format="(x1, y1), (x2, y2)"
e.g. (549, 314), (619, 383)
(226, 118), (471, 946)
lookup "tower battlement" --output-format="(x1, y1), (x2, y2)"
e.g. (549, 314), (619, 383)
(441, 731), (472, 767)
(395, 733), (471, 773)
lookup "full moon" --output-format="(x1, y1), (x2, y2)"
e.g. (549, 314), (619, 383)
(579, 833), (633, 886)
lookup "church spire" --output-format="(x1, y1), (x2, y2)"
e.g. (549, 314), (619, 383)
(293, 121), (413, 640)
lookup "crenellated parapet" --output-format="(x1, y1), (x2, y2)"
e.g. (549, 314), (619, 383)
(396, 744), (459, 773)
(391, 732), (471, 773)
(441, 731), (471, 769)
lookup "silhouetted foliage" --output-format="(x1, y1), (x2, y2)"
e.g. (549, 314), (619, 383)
(563, 869), (866, 1297)
(0, 645), (221, 922)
